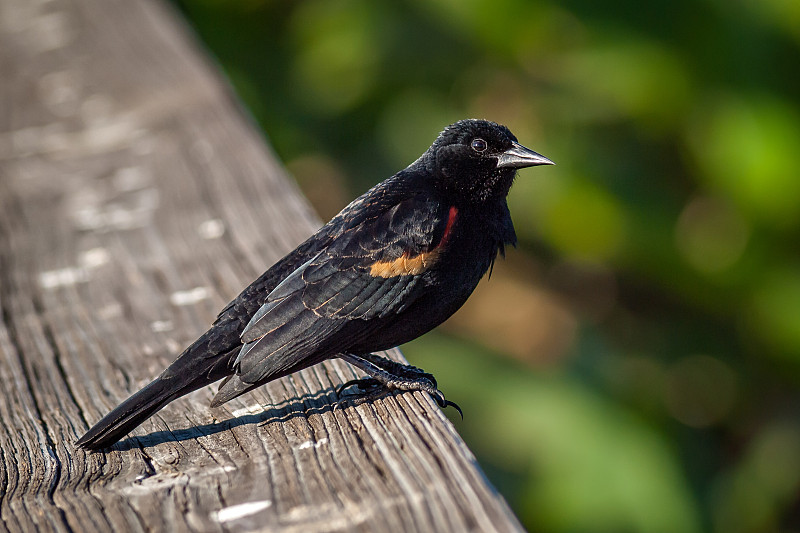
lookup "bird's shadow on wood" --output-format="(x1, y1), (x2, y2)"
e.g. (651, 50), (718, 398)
(110, 387), (353, 452)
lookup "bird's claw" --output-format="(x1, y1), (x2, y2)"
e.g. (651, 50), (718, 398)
(334, 378), (385, 411)
(336, 377), (381, 397)
(430, 389), (464, 420)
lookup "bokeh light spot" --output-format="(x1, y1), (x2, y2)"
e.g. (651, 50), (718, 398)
(663, 355), (737, 428)
(675, 196), (751, 274)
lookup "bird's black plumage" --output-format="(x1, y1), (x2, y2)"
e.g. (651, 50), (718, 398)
(76, 119), (553, 450)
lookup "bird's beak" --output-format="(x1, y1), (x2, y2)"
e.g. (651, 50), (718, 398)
(496, 142), (555, 169)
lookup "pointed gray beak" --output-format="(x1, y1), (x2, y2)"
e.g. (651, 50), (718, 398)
(496, 142), (555, 169)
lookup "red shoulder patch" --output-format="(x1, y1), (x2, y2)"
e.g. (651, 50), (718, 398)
(439, 205), (458, 247)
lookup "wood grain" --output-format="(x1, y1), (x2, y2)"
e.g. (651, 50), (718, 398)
(0, 0), (523, 531)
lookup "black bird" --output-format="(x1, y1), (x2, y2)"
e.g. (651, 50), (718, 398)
(76, 119), (553, 450)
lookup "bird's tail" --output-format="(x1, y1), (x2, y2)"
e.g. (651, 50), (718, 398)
(75, 376), (188, 450)
(76, 335), (238, 450)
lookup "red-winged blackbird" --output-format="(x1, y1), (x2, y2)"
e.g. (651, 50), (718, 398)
(76, 119), (553, 450)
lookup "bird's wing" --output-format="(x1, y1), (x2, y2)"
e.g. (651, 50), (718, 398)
(230, 193), (455, 385)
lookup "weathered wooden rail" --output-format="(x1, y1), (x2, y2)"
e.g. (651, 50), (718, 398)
(0, 0), (523, 531)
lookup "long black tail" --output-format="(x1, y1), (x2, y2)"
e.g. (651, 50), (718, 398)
(76, 334), (239, 450)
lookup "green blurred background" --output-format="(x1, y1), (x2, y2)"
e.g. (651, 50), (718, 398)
(171, 0), (800, 530)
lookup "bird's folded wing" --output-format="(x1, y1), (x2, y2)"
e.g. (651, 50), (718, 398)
(231, 194), (450, 384)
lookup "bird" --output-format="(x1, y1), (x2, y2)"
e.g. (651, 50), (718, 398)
(76, 119), (554, 450)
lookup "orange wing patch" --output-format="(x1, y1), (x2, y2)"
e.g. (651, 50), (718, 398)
(369, 248), (443, 278)
(369, 205), (458, 278)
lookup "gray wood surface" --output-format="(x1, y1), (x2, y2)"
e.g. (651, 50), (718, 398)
(0, 0), (524, 531)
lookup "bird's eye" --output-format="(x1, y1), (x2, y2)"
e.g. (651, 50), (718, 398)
(471, 138), (487, 153)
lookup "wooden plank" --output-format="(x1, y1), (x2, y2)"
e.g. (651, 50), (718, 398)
(0, 0), (524, 531)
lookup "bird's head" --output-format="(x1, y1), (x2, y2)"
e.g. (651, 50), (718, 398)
(427, 119), (553, 204)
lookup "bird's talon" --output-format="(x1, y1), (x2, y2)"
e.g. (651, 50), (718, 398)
(336, 377), (380, 398)
(335, 379), (359, 397)
(333, 398), (347, 412)
(443, 399), (464, 420)
(428, 390), (463, 419)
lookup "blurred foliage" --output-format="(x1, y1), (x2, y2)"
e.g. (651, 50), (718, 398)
(171, 0), (800, 530)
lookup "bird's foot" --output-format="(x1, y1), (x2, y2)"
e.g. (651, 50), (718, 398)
(334, 360), (462, 419)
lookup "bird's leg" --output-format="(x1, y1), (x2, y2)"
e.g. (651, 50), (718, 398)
(336, 353), (462, 418)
